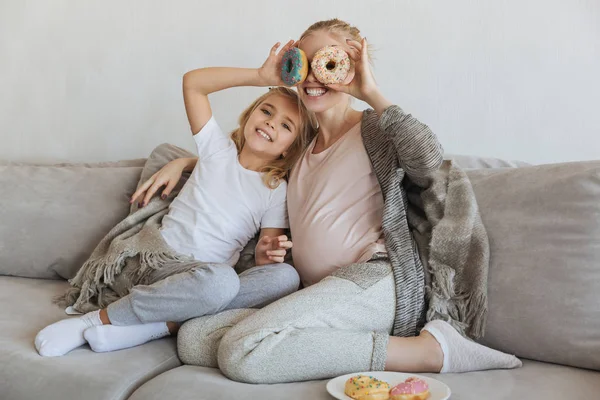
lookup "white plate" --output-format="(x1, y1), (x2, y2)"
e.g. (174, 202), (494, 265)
(326, 371), (451, 400)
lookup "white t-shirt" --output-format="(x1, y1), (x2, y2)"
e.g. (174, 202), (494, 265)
(160, 116), (289, 266)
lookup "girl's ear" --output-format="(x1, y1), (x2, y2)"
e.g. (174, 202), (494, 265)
(281, 151), (287, 159)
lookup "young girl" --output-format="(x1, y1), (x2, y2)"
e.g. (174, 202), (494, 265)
(34, 41), (315, 357)
(144, 19), (522, 382)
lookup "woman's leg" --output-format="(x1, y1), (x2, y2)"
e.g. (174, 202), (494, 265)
(218, 260), (398, 383)
(217, 259), (521, 383)
(177, 263), (299, 366)
(178, 308), (258, 367)
(417, 320), (522, 373)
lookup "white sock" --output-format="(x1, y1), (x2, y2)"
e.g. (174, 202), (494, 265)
(422, 320), (523, 373)
(84, 322), (170, 353)
(35, 310), (103, 357)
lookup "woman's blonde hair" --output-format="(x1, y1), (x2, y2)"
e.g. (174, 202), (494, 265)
(231, 87), (316, 189)
(299, 18), (373, 62)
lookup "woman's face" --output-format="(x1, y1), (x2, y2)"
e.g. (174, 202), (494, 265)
(297, 31), (355, 114)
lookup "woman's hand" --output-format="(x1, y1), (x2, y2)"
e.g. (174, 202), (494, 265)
(131, 157), (195, 207)
(327, 38), (379, 102)
(257, 40), (296, 87)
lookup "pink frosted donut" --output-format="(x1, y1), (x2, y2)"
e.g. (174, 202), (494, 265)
(310, 46), (351, 85)
(389, 377), (429, 400)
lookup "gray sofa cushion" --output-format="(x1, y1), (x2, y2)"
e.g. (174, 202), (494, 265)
(467, 161), (600, 371)
(0, 276), (181, 400)
(128, 361), (600, 400)
(0, 162), (143, 279)
(445, 154), (531, 169)
(0, 152), (525, 281)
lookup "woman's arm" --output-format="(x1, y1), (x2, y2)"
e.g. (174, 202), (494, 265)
(367, 92), (444, 186)
(330, 38), (443, 186)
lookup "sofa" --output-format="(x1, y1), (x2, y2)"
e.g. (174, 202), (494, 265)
(1, 153), (599, 400)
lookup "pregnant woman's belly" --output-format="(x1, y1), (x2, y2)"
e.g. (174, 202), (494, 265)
(291, 209), (386, 286)
(287, 122), (387, 287)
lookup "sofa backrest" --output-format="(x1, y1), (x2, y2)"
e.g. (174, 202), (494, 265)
(467, 160), (600, 371)
(0, 160), (144, 279)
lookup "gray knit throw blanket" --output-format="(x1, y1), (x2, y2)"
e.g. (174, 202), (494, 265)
(408, 160), (490, 338)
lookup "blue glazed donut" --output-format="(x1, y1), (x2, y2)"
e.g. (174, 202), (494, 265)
(280, 48), (308, 86)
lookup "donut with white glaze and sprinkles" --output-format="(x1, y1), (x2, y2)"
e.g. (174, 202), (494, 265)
(310, 46), (351, 85)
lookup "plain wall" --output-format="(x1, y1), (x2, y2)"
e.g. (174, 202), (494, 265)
(1, 0), (599, 164)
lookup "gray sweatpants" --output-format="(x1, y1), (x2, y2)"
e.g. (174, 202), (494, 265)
(177, 258), (396, 383)
(106, 261), (300, 325)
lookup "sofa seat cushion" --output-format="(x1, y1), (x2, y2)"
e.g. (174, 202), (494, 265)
(0, 276), (181, 400)
(128, 360), (600, 400)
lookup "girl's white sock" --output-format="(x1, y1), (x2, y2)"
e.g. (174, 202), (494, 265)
(35, 310), (103, 357)
(84, 322), (170, 353)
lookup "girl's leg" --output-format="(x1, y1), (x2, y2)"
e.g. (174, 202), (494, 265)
(83, 322), (172, 353)
(225, 262), (299, 310)
(34, 310), (104, 357)
(35, 262), (239, 356)
(106, 261), (240, 325)
(87, 262), (298, 354)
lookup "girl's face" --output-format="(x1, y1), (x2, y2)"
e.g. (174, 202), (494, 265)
(243, 93), (300, 160)
(298, 31), (355, 113)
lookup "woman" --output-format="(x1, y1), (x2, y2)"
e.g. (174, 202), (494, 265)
(138, 19), (521, 383)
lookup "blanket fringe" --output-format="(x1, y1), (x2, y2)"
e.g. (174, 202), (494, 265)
(425, 260), (488, 339)
(463, 290), (487, 339)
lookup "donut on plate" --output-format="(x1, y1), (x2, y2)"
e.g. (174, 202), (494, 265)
(344, 375), (390, 400)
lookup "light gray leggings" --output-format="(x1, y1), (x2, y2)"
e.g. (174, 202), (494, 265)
(106, 261), (300, 326)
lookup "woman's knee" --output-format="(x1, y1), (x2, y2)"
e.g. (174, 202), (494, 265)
(217, 327), (264, 383)
(178, 309), (257, 368)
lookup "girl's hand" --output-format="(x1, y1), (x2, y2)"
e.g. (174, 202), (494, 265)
(255, 235), (293, 265)
(257, 40), (296, 87)
(327, 38), (379, 102)
(131, 158), (191, 207)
